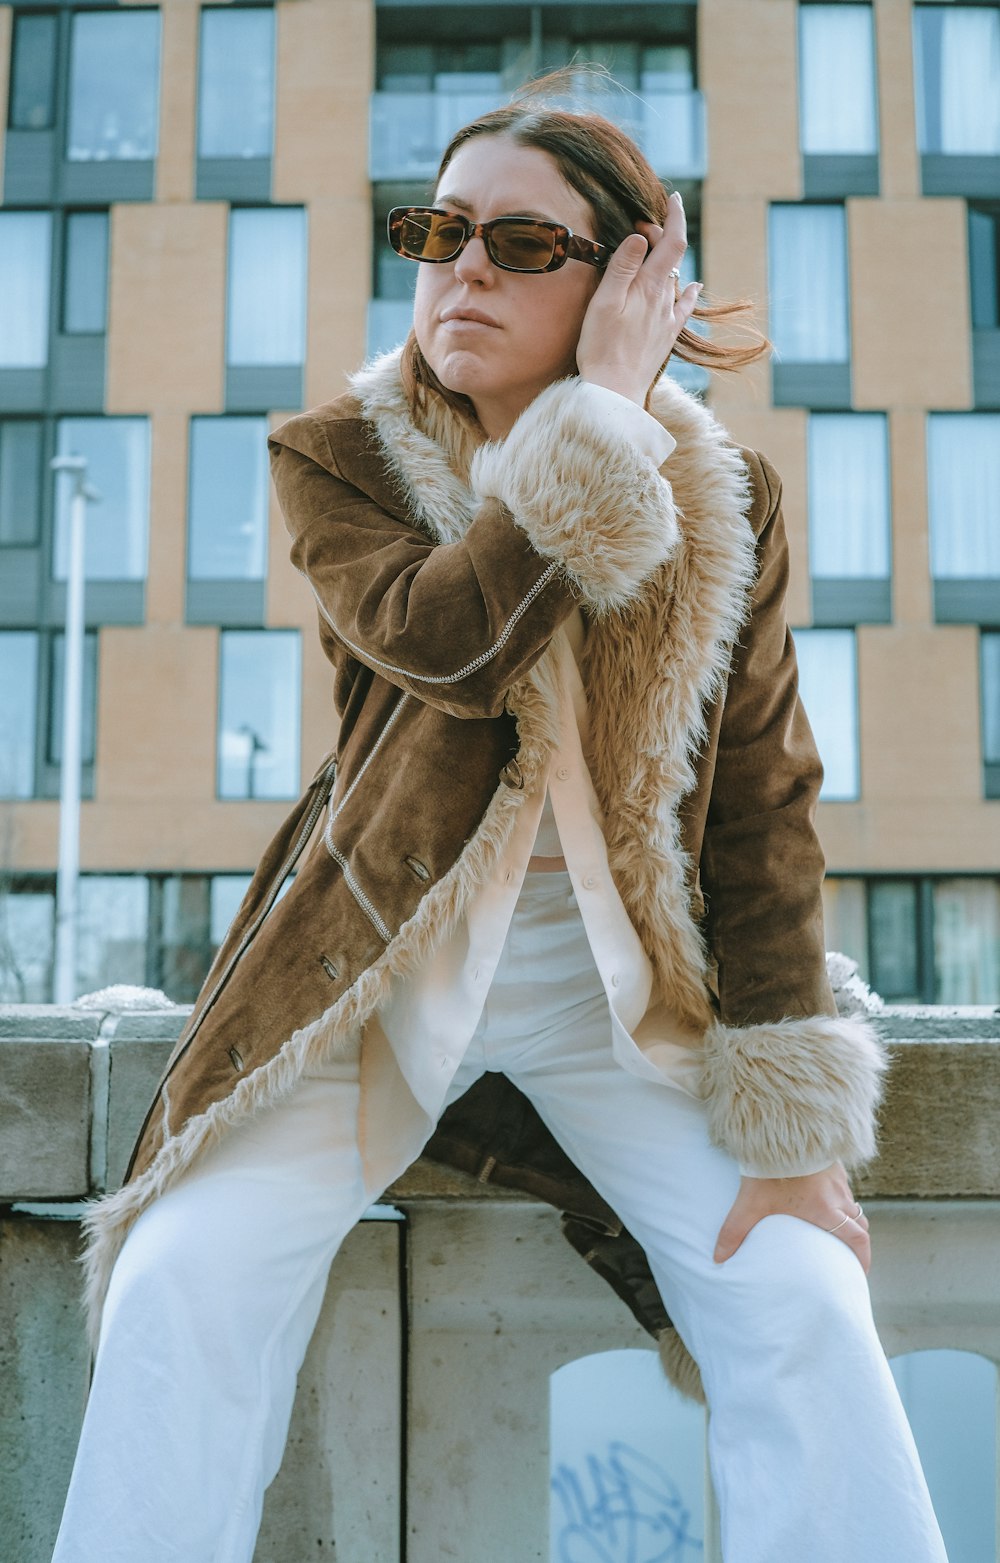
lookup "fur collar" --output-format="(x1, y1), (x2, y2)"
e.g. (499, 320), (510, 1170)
(349, 349), (758, 1029)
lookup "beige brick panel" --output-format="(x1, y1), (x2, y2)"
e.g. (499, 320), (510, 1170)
(144, 412), (187, 627)
(155, 0), (197, 203)
(702, 196), (772, 419)
(303, 197), (371, 411)
(699, 0), (801, 200)
(873, 0), (920, 199)
(858, 624), (981, 803)
(850, 198), (970, 410)
(96, 625), (218, 807)
(0, 7), (11, 191)
(273, 0), (373, 203)
(8, 798), (295, 872)
(819, 797), (1000, 875)
(888, 408), (932, 627)
(107, 203), (226, 414)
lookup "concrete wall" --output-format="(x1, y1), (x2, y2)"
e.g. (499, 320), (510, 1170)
(2, 1003), (999, 1561)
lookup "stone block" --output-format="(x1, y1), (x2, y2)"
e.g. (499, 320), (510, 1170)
(861, 1038), (1000, 1198)
(0, 1041), (92, 1200)
(105, 1035), (178, 1192)
(0, 1218), (90, 1563)
(255, 1219), (402, 1562)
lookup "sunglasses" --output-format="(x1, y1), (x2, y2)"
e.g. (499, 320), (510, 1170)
(387, 206), (611, 274)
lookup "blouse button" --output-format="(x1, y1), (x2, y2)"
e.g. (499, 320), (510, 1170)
(611, 972), (621, 988)
(556, 766), (569, 781)
(582, 874), (597, 889)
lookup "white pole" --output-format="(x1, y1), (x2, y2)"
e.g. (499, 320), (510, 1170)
(50, 457), (99, 1006)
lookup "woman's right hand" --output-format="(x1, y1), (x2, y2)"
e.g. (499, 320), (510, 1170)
(575, 191), (702, 406)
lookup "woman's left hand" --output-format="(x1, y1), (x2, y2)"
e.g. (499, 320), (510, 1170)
(575, 192), (702, 406)
(713, 1161), (871, 1273)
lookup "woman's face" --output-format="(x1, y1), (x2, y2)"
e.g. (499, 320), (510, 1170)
(412, 136), (603, 439)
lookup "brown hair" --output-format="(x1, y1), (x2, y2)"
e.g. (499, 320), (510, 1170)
(401, 72), (770, 421)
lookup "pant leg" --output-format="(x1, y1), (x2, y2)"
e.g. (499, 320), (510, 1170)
(485, 877), (949, 1563)
(53, 1032), (446, 1563)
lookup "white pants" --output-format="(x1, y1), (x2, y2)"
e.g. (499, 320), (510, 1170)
(53, 873), (948, 1563)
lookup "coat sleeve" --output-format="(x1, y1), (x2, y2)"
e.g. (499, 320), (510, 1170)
(699, 451), (888, 1179)
(268, 377), (681, 720)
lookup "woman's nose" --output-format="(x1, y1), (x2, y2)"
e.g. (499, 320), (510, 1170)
(453, 234), (494, 286)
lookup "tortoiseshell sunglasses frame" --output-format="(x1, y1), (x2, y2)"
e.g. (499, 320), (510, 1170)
(387, 206), (611, 273)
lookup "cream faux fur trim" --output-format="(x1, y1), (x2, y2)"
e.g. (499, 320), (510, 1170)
(659, 1327), (707, 1405)
(701, 1013), (890, 1178)
(469, 378), (680, 615)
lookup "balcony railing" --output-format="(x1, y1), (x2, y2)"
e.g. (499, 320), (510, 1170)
(370, 87), (707, 184)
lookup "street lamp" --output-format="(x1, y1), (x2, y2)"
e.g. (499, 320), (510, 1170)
(50, 454), (101, 1006)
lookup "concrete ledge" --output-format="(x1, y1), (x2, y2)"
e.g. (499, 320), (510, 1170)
(1, 1004), (999, 1203)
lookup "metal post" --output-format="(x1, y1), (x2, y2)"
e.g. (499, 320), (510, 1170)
(50, 456), (99, 1006)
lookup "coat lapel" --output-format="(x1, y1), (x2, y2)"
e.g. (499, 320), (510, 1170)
(349, 349), (758, 1027)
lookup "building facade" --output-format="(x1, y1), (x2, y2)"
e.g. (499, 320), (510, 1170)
(0, 0), (997, 1006)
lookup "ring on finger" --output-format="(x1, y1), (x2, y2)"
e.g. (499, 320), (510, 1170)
(668, 266), (681, 300)
(826, 1203), (864, 1235)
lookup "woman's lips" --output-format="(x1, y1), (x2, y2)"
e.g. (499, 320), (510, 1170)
(440, 309), (500, 328)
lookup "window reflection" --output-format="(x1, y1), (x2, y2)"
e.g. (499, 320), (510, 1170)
(9, 11), (58, 131)
(914, 5), (1000, 156)
(792, 629), (860, 800)
(67, 9), (161, 162)
(63, 212), (110, 334)
(76, 875), (149, 995)
(0, 632), (39, 798)
(927, 414), (1000, 580)
(0, 421), (43, 546)
(768, 205), (850, 363)
(53, 418), (151, 582)
(226, 208), (307, 367)
(198, 6), (275, 159)
(217, 630), (301, 800)
(808, 414), (890, 580)
(799, 4), (878, 154)
(0, 890), (54, 1003)
(0, 212), (52, 368)
(188, 417), (269, 580)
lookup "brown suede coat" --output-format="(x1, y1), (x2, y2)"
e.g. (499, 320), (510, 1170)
(86, 356), (886, 1401)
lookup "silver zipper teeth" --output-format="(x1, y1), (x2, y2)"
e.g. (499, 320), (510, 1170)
(301, 559), (559, 686)
(323, 837), (393, 943)
(329, 690), (409, 825)
(175, 757), (339, 1051)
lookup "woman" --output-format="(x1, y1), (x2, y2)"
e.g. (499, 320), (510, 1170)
(54, 92), (948, 1562)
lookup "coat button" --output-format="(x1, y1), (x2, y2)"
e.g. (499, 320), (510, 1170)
(500, 758), (524, 789)
(404, 855), (431, 882)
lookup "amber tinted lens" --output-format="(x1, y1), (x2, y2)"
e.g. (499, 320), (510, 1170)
(488, 219), (559, 271)
(398, 209), (467, 261)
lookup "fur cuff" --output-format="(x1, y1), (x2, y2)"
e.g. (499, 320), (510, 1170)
(469, 377), (680, 617)
(701, 1014), (890, 1178)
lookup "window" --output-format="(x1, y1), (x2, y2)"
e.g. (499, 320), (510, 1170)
(67, 8), (161, 163)
(0, 421), (44, 546)
(969, 206), (1000, 329)
(226, 208), (307, 368)
(62, 212), (109, 334)
(46, 631), (98, 767)
(0, 211), (52, 368)
(198, 5), (275, 160)
(983, 632), (1000, 798)
(799, 4), (878, 154)
(914, 4), (1000, 156)
(0, 886), (54, 1003)
(824, 874), (1000, 1003)
(769, 205), (850, 363)
(77, 875), (150, 994)
(8, 10), (58, 131)
(53, 418), (151, 582)
(807, 414), (891, 622)
(926, 413), (1000, 619)
(217, 630), (301, 799)
(187, 417), (269, 580)
(792, 629), (860, 800)
(0, 631), (38, 798)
